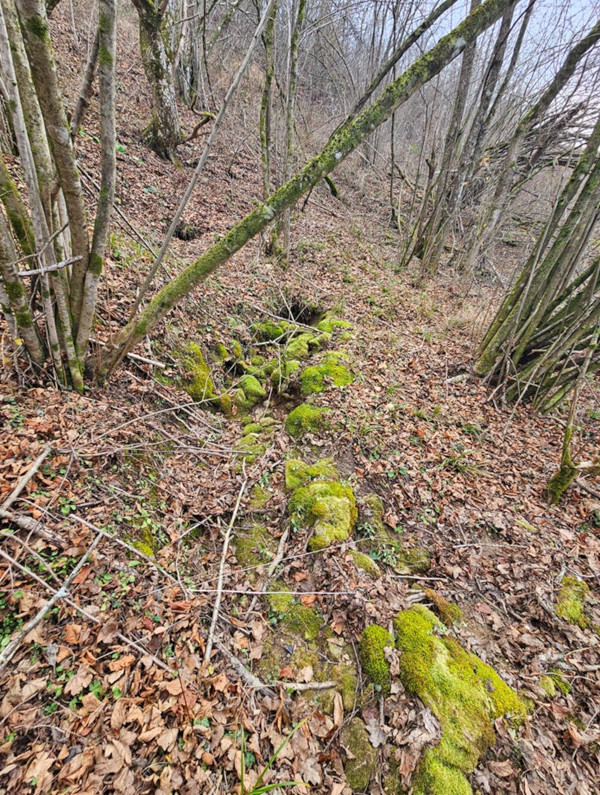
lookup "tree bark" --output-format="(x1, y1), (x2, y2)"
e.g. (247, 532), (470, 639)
(133, 0), (181, 160)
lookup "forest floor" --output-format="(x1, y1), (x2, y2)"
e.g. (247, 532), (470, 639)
(1, 5), (600, 795)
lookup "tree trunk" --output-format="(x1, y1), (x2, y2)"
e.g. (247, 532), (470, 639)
(133, 0), (181, 160)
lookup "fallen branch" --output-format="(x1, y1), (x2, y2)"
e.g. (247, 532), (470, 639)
(203, 477), (248, 668)
(0, 508), (64, 547)
(0, 534), (102, 671)
(1, 445), (51, 512)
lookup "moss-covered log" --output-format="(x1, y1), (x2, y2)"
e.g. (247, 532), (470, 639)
(100, 0), (513, 377)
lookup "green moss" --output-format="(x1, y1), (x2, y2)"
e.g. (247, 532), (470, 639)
(396, 546), (431, 575)
(393, 605), (528, 795)
(299, 352), (353, 395)
(25, 14), (48, 39)
(178, 343), (216, 402)
(282, 604), (322, 642)
(286, 333), (312, 360)
(234, 523), (276, 570)
(549, 669), (571, 695)
(359, 625), (393, 694)
(317, 313), (353, 333)
(269, 585), (294, 614)
(243, 423), (262, 435)
(290, 480), (357, 550)
(555, 576), (590, 628)
(352, 551), (381, 578)
(285, 404), (329, 438)
(249, 484), (272, 510)
(341, 718), (378, 791)
(423, 588), (463, 627)
(253, 319), (289, 341)
(539, 675), (556, 698)
(270, 358), (300, 390)
(284, 458), (338, 490)
(332, 664), (358, 711)
(239, 375), (267, 404)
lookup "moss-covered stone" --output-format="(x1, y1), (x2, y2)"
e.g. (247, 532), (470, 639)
(249, 483), (272, 510)
(290, 480), (357, 550)
(299, 352), (353, 395)
(253, 319), (289, 341)
(359, 624), (393, 694)
(285, 404), (329, 438)
(424, 588), (463, 627)
(352, 551), (381, 578)
(270, 358), (301, 391)
(555, 576), (590, 629)
(317, 313), (353, 333)
(394, 605), (528, 795)
(235, 416), (279, 466)
(286, 332), (312, 360)
(239, 375), (267, 405)
(284, 457), (338, 490)
(397, 547), (431, 575)
(358, 494), (429, 575)
(178, 342), (216, 401)
(234, 523), (277, 572)
(341, 718), (378, 791)
(549, 670), (571, 695)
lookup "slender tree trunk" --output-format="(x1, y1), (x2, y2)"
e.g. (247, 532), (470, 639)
(16, 0), (90, 322)
(282, 0), (307, 259)
(133, 0), (181, 160)
(75, 0), (116, 358)
(99, 0), (515, 377)
(70, 28), (100, 138)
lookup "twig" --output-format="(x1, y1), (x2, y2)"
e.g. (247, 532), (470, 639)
(0, 509), (64, 547)
(214, 639), (274, 694)
(17, 256), (82, 278)
(0, 534), (102, 670)
(576, 479), (600, 500)
(0, 546), (174, 673)
(90, 337), (167, 369)
(273, 680), (336, 692)
(1, 445), (51, 512)
(203, 477), (248, 668)
(245, 525), (290, 618)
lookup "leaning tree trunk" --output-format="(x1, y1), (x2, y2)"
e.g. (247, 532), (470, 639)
(99, 0), (516, 378)
(132, 0), (181, 160)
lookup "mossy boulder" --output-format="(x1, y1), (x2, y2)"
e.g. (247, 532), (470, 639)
(235, 416), (279, 467)
(239, 375), (267, 405)
(341, 718), (378, 791)
(285, 404), (329, 439)
(359, 625), (393, 694)
(394, 605), (528, 795)
(351, 551), (381, 578)
(286, 332), (313, 360)
(178, 342), (216, 402)
(290, 480), (357, 550)
(555, 576), (590, 629)
(253, 318), (289, 341)
(270, 358), (301, 391)
(284, 457), (338, 490)
(299, 352), (353, 395)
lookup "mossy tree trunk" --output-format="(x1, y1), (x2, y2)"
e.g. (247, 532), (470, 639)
(99, 0), (516, 377)
(132, 0), (181, 161)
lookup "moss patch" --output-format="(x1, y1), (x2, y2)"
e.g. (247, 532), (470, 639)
(284, 457), (338, 490)
(248, 483), (272, 510)
(285, 403), (329, 439)
(394, 605), (528, 795)
(177, 342), (216, 402)
(341, 718), (378, 791)
(424, 588), (463, 626)
(555, 576), (590, 629)
(290, 480), (357, 550)
(359, 624), (393, 694)
(299, 352), (353, 395)
(234, 523), (277, 573)
(235, 416), (279, 467)
(352, 551), (381, 578)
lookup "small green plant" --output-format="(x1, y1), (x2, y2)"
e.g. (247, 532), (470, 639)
(240, 719), (309, 794)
